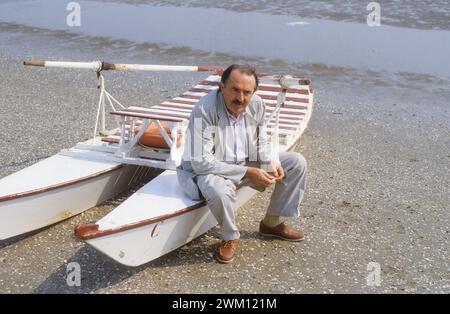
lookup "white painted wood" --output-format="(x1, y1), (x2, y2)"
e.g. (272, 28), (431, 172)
(193, 84), (219, 91)
(0, 160), (142, 240)
(194, 84), (310, 93)
(172, 97), (198, 103)
(97, 171), (198, 230)
(44, 61), (102, 71)
(87, 176), (256, 267)
(205, 75), (221, 81)
(259, 83), (310, 90)
(31, 61), (201, 72)
(0, 154), (119, 198)
(257, 90), (310, 100)
(146, 107), (191, 117)
(112, 64), (199, 72)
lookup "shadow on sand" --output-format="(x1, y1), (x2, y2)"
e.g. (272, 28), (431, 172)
(33, 229), (263, 293)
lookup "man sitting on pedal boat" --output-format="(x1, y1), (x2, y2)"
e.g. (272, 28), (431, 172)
(177, 64), (307, 264)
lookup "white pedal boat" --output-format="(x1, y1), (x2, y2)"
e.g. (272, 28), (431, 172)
(75, 133), (307, 267)
(2, 60), (313, 267)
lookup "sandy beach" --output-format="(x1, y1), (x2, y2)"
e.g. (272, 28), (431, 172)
(1, 50), (448, 293)
(0, 0), (449, 294)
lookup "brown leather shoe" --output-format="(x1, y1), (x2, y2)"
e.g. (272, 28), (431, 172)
(259, 221), (305, 242)
(216, 238), (240, 264)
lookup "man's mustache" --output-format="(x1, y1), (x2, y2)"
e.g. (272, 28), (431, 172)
(232, 100), (244, 105)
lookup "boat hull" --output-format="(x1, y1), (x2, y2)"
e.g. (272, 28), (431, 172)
(0, 155), (151, 240)
(85, 185), (255, 266)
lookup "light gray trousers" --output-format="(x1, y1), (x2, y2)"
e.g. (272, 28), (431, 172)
(196, 152), (307, 241)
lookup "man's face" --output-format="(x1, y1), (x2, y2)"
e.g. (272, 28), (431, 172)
(221, 69), (256, 117)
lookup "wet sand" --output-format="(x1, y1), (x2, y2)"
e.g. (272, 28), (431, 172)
(2, 0), (450, 78)
(93, 0), (450, 31)
(0, 51), (449, 294)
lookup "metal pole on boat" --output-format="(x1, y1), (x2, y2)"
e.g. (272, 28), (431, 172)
(23, 60), (310, 85)
(24, 60), (224, 73)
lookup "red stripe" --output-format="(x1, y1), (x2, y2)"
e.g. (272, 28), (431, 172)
(157, 103), (306, 120)
(266, 106), (306, 112)
(122, 107), (188, 116)
(265, 103), (308, 110)
(266, 119), (302, 125)
(101, 137), (119, 144)
(198, 80), (219, 86)
(258, 85), (309, 95)
(153, 106), (192, 115)
(267, 124), (298, 130)
(160, 103), (195, 110)
(153, 105), (303, 122)
(111, 110), (185, 122)
(197, 66), (224, 74)
(189, 87), (218, 93)
(259, 95), (308, 103)
(266, 114), (301, 121)
(124, 107), (189, 119)
(166, 99), (198, 105)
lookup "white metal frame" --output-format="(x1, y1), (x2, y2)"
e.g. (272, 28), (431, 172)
(57, 72), (189, 170)
(93, 74), (125, 137)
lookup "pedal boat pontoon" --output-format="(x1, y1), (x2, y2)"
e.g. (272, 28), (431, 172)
(0, 60), (313, 266)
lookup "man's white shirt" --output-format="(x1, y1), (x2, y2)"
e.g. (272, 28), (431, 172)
(224, 109), (248, 164)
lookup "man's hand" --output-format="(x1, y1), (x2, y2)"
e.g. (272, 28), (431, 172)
(267, 161), (285, 183)
(272, 165), (285, 183)
(245, 167), (276, 188)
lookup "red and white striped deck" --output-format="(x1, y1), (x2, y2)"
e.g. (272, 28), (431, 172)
(103, 74), (313, 144)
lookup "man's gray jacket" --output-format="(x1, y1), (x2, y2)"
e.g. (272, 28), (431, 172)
(177, 90), (279, 200)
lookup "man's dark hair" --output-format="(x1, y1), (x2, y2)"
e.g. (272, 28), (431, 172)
(220, 64), (259, 91)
